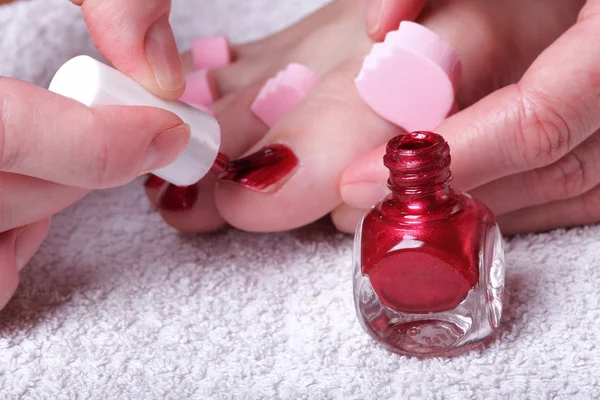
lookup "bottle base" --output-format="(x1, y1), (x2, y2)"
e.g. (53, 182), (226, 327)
(354, 268), (499, 358)
(358, 315), (490, 358)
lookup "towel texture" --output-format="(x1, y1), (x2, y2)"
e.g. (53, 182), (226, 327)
(1, 0), (600, 398)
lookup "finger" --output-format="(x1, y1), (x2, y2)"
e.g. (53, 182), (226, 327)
(0, 78), (189, 189)
(72, 0), (183, 99)
(442, 3), (600, 191)
(13, 218), (51, 272)
(0, 228), (19, 311)
(366, 0), (428, 42)
(0, 173), (87, 232)
(331, 203), (366, 234)
(497, 184), (600, 235)
(149, 84), (269, 232)
(471, 131), (600, 215)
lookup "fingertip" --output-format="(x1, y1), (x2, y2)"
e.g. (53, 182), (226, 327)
(0, 230), (19, 311)
(14, 219), (51, 272)
(80, 0), (184, 100)
(331, 204), (365, 234)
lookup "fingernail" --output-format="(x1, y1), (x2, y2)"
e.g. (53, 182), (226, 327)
(145, 15), (185, 92)
(139, 124), (191, 175)
(366, 0), (385, 36)
(179, 69), (217, 106)
(341, 183), (390, 209)
(144, 174), (167, 190)
(156, 184), (198, 211)
(220, 144), (298, 192)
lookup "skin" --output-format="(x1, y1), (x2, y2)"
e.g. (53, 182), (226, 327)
(0, 0), (189, 310)
(1, 0), (596, 310)
(146, 0), (590, 236)
(341, 0), (600, 235)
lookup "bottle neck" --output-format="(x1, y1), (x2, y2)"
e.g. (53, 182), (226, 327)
(384, 132), (460, 215)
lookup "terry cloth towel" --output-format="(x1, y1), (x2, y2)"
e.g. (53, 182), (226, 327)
(1, 0), (600, 398)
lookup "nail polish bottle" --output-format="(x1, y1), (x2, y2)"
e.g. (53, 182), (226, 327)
(48, 55), (221, 186)
(353, 132), (504, 357)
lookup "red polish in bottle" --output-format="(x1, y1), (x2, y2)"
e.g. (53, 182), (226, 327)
(353, 132), (504, 357)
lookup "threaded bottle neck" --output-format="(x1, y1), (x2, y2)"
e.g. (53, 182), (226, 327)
(384, 132), (452, 198)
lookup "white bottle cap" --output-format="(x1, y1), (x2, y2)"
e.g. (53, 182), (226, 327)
(48, 55), (221, 186)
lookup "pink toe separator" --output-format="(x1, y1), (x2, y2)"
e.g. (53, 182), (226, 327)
(355, 21), (462, 132)
(192, 36), (232, 70)
(251, 63), (318, 127)
(187, 103), (216, 117)
(179, 69), (217, 107)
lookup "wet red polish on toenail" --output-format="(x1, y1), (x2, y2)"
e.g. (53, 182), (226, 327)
(210, 152), (230, 175)
(353, 132), (505, 357)
(156, 184), (198, 211)
(144, 174), (167, 190)
(220, 144), (298, 192)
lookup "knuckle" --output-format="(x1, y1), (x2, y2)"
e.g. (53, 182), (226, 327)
(513, 87), (574, 169)
(547, 151), (588, 199)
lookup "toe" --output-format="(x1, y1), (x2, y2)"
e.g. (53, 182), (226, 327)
(215, 59), (400, 232)
(151, 84), (270, 233)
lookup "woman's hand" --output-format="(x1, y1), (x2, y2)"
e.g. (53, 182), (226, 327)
(0, 0), (193, 310)
(339, 0), (598, 235)
(0, 78), (190, 310)
(0, 81), (191, 311)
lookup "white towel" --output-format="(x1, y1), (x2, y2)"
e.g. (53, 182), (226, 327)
(1, 0), (599, 398)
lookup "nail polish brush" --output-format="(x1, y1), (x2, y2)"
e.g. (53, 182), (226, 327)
(48, 55), (228, 186)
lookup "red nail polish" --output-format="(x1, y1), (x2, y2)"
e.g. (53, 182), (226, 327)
(220, 144), (298, 191)
(156, 184), (198, 211)
(354, 132), (505, 357)
(144, 174), (167, 190)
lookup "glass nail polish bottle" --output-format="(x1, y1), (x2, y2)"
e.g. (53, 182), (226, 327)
(353, 132), (504, 357)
